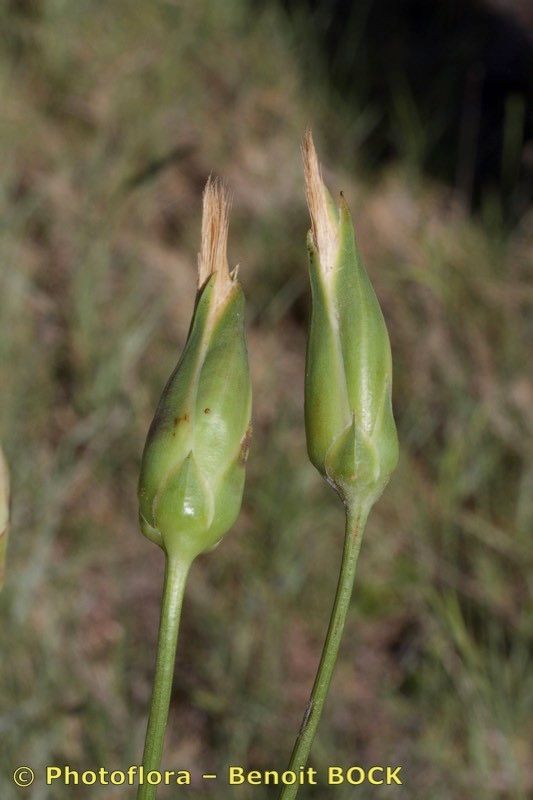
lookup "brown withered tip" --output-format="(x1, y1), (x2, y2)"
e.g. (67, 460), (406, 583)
(197, 177), (235, 305)
(302, 129), (339, 275)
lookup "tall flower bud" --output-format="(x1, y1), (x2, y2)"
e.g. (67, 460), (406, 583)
(0, 446), (10, 590)
(303, 132), (398, 511)
(138, 180), (252, 564)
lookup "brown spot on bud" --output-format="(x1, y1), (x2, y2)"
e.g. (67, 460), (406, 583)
(172, 413), (189, 434)
(239, 425), (253, 465)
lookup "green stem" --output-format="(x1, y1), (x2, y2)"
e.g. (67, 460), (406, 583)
(278, 503), (368, 800)
(137, 554), (191, 800)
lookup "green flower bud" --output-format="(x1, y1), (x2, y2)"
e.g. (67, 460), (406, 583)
(0, 446), (10, 590)
(303, 133), (398, 510)
(138, 180), (252, 563)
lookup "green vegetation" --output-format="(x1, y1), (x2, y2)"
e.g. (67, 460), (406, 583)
(278, 134), (399, 798)
(0, 2), (531, 799)
(137, 178), (252, 799)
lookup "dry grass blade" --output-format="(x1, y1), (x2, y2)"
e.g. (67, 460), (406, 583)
(0, 446), (10, 590)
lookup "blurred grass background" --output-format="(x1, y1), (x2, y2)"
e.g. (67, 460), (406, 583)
(0, 1), (532, 798)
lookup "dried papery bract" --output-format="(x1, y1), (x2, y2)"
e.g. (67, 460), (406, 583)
(302, 132), (339, 277)
(198, 179), (232, 294)
(0, 446), (10, 590)
(279, 132), (398, 800)
(137, 179), (252, 800)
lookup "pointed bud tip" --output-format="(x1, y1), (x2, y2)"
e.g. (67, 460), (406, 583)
(302, 130), (339, 274)
(198, 177), (236, 306)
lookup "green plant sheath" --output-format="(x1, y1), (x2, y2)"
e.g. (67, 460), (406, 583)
(136, 179), (251, 797)
(137, 557), (190, 800)
(278, 132), (399, 798)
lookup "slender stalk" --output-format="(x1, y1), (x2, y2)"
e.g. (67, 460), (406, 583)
(278, 503), (368, 800)
(137, 555), (191, 800)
